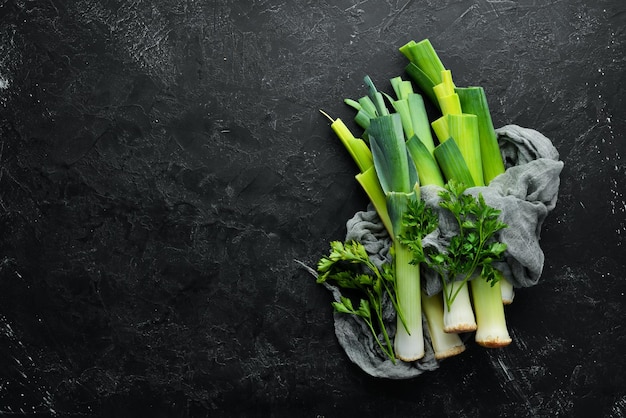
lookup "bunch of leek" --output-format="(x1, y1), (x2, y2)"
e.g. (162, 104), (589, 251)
(317, 39), (515, 363)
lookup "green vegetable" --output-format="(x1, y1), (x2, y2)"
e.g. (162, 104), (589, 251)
(395, 199), (460, 354)
(428, 181), (508, 301)
(364, 75), (425, 362)
(316, 241), (405, 363)
(433, 137), (476, 188)
(319, 110), (393, 236)
(421, 293), (466, 359)
(404, 62), (439, 108)
(471, 270), (512, 347)
(447, 113), (484, 187)
(355, 167), (393, 236)
(454, 87), (513, 342)
(499, 274), (515, 305)
(320, 110), (373, 173)
(456, 87), (505, 185)
(433, 70), (461, 118)
(455, 86), (516, 304)
(388, 77), (436, 155)
(344, 96), (377, 132)
(399, 39), (446, 92)
(406, 135), (444, 188)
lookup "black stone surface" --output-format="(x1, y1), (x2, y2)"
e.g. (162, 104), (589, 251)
(0, 0), (625, 416)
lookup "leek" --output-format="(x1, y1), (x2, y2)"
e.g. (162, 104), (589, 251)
(344, 97), (377, 131)
(471, 277), (512, 347)
(422, 293), (466, 359)
(320, 110), (374, 173)
(388, 76), (466, 359)
(456, 86), (505, 185)
(400, 39), (446, 89)
(408, 94), (437, 154)
(399, 190), (467, 359)
(456, 87), (516, 304)
(404, 62), (439, 108)
(355, 167), (393, 237)
(406, 136), (444, 188)
(319, 110), (393, 236)
(433, 136), (476, 188)
(364, 76), (425, 361)
(447, 113), (484, 187)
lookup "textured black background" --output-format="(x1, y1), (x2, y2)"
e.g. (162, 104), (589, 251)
(1, 0), (625, 416)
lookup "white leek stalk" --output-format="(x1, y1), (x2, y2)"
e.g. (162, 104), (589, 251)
(471, 279), (512, 347)
(422, 293), (466, 359)
(393, 240), (424, 361)
(442, 281), (477, 333)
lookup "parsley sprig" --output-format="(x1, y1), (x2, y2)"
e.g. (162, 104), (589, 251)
(317, 241), (404, 363)
(417, 181), (508, 310)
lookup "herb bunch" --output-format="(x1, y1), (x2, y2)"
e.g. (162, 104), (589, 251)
(317, 240), (404, 363)
(420, 181), (508, 310)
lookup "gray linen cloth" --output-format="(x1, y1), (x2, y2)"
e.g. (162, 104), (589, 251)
(320, 125), (563, 379)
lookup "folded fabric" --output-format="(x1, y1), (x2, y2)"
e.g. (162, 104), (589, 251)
(324, 125), (563, 379)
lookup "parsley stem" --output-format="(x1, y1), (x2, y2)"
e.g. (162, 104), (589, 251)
(362, 315), (395, 363)
(369, 293), (397, 364)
